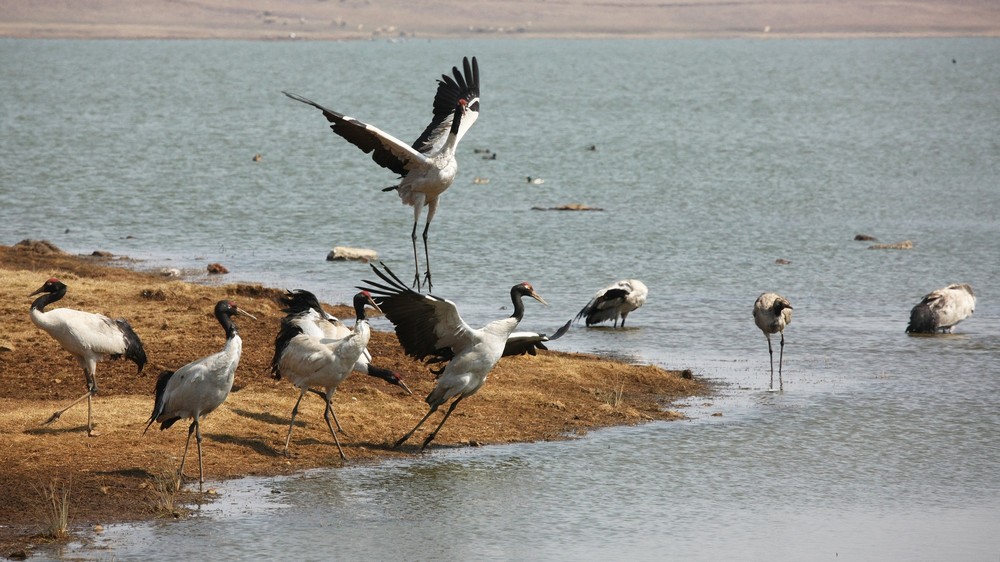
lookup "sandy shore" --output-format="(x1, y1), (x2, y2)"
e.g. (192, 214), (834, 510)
(2, 0), (999, 40)
(0, 240), (705, 557)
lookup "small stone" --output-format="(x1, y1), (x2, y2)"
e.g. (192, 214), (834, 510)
(207, 263), (229, 274)
(327, 246), (378, 263)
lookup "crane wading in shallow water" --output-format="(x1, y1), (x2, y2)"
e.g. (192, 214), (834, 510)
(283, 56), (481, 292)
(575, 279), (648, 328)
(359, 262), (547, 452)
(271, 291), (386, 459)
(144, 300), (255, 484)
(752, 292), (793, 392)
(29, 278), (147, 437)
(906, 283), (975, 334)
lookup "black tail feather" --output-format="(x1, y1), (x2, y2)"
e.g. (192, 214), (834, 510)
(143, 370), (175, 434)
(116, 318), (147, 373)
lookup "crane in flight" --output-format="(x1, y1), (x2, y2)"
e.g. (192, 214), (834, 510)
(284, 56), (480, 292)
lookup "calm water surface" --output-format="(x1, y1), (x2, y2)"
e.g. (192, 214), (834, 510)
(1, 37), (998, 560)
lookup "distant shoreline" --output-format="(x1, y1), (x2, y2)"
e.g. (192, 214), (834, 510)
(2, 0), (998, 42)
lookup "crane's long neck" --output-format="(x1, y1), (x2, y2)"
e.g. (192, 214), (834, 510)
(217, 310), (238, 340)
(352, 295), (374, 337)
(510, 288), (527, 323)
(31, 286), (66, 312)
(441, 104), (465, 156)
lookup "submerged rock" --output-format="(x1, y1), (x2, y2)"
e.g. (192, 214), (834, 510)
(868, 240), (914, 250)
(531, 203), (604, 212)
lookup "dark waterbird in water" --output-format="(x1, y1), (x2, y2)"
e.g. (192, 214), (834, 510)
(906, 283), (975, 334)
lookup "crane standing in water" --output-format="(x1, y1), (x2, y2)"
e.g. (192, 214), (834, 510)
(906, 283), (976, 334)
(752, 292), (793, 392)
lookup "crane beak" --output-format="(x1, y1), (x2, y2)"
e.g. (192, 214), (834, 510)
(530, 291), (548, 306)
(28, 285), (46, 297)
(237, 309), (258, 320)
(365, 294), (383, 315)
(395, 377), (413, 396)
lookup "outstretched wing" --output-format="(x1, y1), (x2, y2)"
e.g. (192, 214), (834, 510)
(359, 262), (475, 362)
(503, 320), (572, 357)
(412, 56), (481, 154)
(283, 91), (429, 177)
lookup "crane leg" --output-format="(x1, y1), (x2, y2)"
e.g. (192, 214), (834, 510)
(422, 221), (433, 293)
(308, 388), (346, 435)
(283, 389), (308, 455)
(194, 419), (205, 485)
(178, 419), (196, 483)
(411, 220), (422, 291)
(44, 369), (99, 435)
(766, 334), (775, 391)
(322, 398), (347, 461)
(394, 405), (439, 449)
(778, 331), (785, 391)
(421, 398), (463, 452)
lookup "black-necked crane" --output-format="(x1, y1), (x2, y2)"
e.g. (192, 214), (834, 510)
(575, 279), (648, 328)
(271, 291), (383, 458)
(283, 56), (480, 293)
(752, 292), (793, 392)
(274, 289), (412, 396)
(359, 262), (548, 452)
(906, 283), (976, 334)
(29, 278), (147, 437)
(144, 300), (255, 484)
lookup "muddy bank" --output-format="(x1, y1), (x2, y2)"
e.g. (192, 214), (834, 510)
(0, 241), (705, 557)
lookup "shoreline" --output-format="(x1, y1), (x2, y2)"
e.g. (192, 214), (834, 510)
(0, 241), (706, 557)
(2, 0), (999, 41)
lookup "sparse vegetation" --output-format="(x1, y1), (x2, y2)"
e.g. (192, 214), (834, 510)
(32, 479), (70, 540)
(597, 374), (626, 408)
(150, 464), (183, 517)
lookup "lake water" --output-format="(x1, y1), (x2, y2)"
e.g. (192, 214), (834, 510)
(2, 37), (999, 560)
